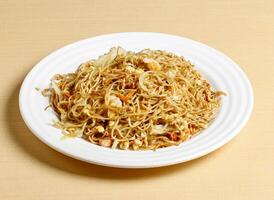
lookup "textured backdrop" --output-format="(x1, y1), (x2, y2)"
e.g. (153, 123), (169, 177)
(0, 0), (273, 199)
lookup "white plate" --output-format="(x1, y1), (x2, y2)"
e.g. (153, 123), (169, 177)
(19, 32), (253, 168)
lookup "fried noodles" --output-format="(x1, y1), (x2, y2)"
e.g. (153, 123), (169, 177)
(42, 47), (226, 150)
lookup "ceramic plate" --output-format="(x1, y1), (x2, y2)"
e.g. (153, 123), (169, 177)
(19, 32), (253, 168)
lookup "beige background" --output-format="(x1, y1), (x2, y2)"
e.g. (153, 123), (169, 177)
(1, 0), (274, 199)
